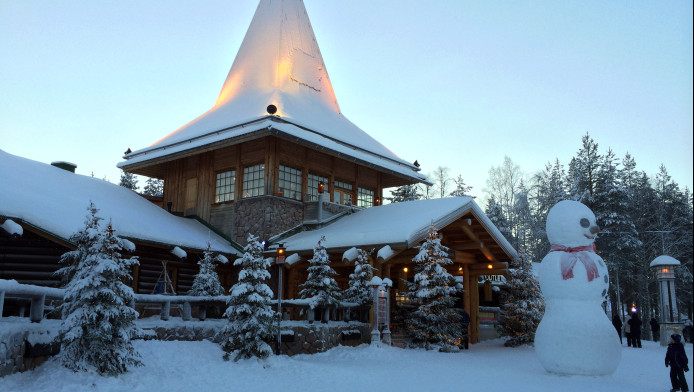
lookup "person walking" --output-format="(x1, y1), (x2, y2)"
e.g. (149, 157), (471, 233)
(665, 333), (689, 392)
(624, 316), (632, 347)
(629, 313), (643, 348)
(612, 314), (623, 344)
(651, 317), (661, 342)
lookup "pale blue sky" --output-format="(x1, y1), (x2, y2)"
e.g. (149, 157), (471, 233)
(1, 1), (692, 199)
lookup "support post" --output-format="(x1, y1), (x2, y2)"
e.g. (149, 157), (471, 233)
(30, 294), (45, 323)
(182, 302), (192, 321)
(0, 291), (5, 319)
(161, 301), (170, 321)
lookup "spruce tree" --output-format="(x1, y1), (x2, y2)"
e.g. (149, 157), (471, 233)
(386, 184), (423, 203)
(189, 243), (226, 296)
(56, 203), (142, 375)
(343, 248), (377, 305)
(119, 170), (139, 191)
(497, 251), (544, 347)
(449, 175), (475, 197)
(220, 234), (277, 361)
(299, 236), (341, 307)
(142, 177), (164, 197)
(406, 224), (462, 350)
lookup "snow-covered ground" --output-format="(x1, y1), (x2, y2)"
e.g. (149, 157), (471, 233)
(2, 337), (691, 392)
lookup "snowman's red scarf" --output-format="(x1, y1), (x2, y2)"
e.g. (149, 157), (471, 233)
(550, 244), (599, 282)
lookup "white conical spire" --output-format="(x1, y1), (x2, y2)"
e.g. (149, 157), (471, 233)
(215, 0), (340, 115)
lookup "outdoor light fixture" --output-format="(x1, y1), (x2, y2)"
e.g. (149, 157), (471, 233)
(487, 264), (493, 269)
(318, 181), (325, 194)
(375, 198), (380, 206)
(276, 243), (286, 355)
(403, 267), (408, 273)
(277, 244), (286, 264)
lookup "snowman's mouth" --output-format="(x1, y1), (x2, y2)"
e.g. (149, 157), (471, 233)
(584, 234), (595, 240)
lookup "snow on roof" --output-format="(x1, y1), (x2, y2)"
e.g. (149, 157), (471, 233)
(1, 218), (23, 236)
(649, 255), (681, 267)
(278, 197), (517, 258)
(0, 149), (240, 255)
(118, 0), (424, 183)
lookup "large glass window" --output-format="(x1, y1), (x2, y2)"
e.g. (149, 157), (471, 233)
(333, 179), (353, 205)
(306, 173), (328, 201)
(357, 187), (374, 207)
(279, 165), (302, 201)
(242, 164), (265, 198)
(215, 170), (235, 203)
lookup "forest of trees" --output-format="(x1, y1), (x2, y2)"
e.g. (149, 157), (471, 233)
(388, 133), (693, 325)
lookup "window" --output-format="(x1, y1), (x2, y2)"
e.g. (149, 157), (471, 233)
(333, 179), (353, 205)
(242, 164), (265, 198)
(215, 170), (235, 203)
(279, 165), (302, 200)
(306, 173), (328, 201)
(357, 187), (374, 207)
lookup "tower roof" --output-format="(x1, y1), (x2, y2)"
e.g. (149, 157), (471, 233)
(119, 0), (425, 183)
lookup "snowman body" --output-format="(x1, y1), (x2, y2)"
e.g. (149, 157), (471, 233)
(535, 201), (621, 375)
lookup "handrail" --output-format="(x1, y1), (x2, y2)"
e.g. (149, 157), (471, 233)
(1, 280), (368, 324)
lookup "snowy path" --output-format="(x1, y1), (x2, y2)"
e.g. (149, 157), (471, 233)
(1, 338), (692, 392)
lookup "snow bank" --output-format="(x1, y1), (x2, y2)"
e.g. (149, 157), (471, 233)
(171, 246), (187, 259)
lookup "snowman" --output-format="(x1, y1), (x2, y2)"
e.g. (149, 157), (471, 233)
(535, 200), (621, 375)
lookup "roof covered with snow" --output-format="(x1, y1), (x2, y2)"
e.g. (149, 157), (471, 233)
(275, 197), (517, 259)
(0, 149), (240, 255)
(118, 0), (425, 184)
(649, 255), (681, 267)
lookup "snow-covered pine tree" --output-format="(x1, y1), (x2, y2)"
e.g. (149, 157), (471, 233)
(449, 175), (474, 198)
(497, 251), (544, 347)
(406, 224), (462, 350)
(142, 177), (164, 197)
(188, 243), (226, 296)
(485, 195), (512, 244)
(299, 236), (341, 308)
(385, 184), (422, 203)
(119, 170), (138, 191)
(220, 234), (277, 361)
(343, 248), (377, 305)
(56, 204), (142, 375)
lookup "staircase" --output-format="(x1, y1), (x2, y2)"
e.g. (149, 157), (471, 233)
(390, 330), (408, 348)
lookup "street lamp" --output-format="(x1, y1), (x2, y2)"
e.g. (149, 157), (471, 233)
(649, 255), (682, 345)
(276, 243), (286, 355)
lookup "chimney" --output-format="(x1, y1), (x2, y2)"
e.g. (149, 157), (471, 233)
(51, 161), (77, 173)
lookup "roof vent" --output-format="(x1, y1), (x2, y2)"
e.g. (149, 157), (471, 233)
(51, 161), (77, 173)
(266, 104), (278, 115)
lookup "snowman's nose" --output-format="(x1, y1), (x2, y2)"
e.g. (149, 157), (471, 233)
(590, 225), (600, 235)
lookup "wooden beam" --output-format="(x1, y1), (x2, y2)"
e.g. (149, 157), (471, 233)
(469, 262), (509, 272)
(459, 220), (498, 263)
(450, 241), (484, 251)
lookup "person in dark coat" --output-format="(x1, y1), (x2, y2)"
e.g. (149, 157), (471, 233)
(628, 313), (643, 348)
(460, 308), (470, 350)
(665, 334), (689, 392)
(612, 314), (623, 344)
(683, 322), (693, 344)
(651, 317), (661, 342)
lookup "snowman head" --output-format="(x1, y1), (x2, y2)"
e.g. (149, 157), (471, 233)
(546, 200), (600, 247)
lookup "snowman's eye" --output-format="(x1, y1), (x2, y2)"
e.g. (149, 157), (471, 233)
(580, 218), (590, 228)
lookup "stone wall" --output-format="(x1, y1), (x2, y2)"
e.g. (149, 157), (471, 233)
(280, 323), (371, 355)
(210, 196), (304, 244)
(0, 321), (58, 377)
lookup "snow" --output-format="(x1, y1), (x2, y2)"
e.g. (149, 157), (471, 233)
(650, 255), (681, 267)
(369, 276), (383, 286)
(0, 218), (23, 236)
(1, 338), (690, 392)
(120, 238), (136, 252)
(376, 245), (394, 262)
(118, 0), (426, 185)
(170, 246), (187, 259)
(382, 278), (392, 287)
(342, 247), (359, 263)
(280, 197), (516, 258)
(0, 149), (239, 256)
(285, 253), (301, 266)
(0, 279), (64, 299)
(536, 200), (620, 375)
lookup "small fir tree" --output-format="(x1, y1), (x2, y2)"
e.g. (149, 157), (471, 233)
(220, 234), (277, 361)
(189, 243), (226, 296)
(449, 175), (475, 198)
(497, 251), (545, 347)
(56, 203), (142, 375)
(406, 224), (462, 350)
(343, 248), (377, 305)
(142, 177), (164, 197)
(385, 184), (422, 203)
(119, 170), (139, 191)
(299, 236), (341, 307)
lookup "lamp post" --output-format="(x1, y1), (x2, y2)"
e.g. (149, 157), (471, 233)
(369, 276), (383, 346)
(276, 244), (286, 355)
(649, 255), (682, 345)
(317, 181), (325, 223)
